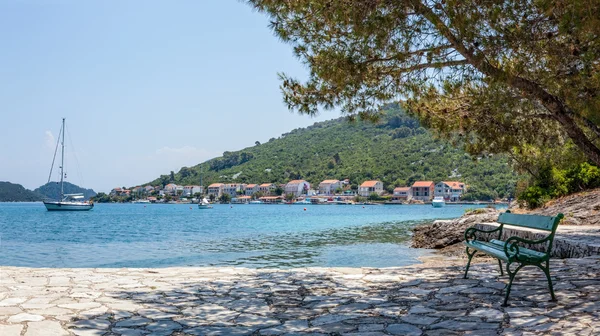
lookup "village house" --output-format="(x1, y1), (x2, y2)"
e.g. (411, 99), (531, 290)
(132, 186), (144, 194)
(144, 185), (155, 193)
(411, 181), (435, 201)
(183, 185), (203, 197)
(285, 180), (311, 197)
(392, 187), (412, 202)
(244, 184), (259, 196)
(223, 184), (245, 197)
(232, 195), (252, 204)
(319, 179), (342, 195)
(163, 184), (178, 195)
(435, 181), (467, 202)
(358, 180), (384, 197)
(259, 183), (276, 196)
(207, 183), (224, 198)
(109, 187), (123, 196)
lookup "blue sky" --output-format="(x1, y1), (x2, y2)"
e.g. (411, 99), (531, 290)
(0, 1), (337, 193)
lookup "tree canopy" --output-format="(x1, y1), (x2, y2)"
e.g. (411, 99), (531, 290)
(247, 0), (600, 167)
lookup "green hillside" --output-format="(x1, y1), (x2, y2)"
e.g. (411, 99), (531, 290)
(147, 105), (518, 199)
(0, 182), (43, 202)
(35, 182), (96, 201)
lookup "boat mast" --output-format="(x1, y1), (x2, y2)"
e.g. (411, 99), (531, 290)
(60, 118), (65, 200)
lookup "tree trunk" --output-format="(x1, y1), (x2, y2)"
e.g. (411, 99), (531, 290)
(552, 111), (600, 166)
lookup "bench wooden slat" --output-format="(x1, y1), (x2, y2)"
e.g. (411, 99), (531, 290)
(497, 212), (560, 231)
(488, 239), (547, 259)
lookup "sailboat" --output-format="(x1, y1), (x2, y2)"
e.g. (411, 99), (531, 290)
(43, 118), (94, 211)
(198, 197), (213, 209)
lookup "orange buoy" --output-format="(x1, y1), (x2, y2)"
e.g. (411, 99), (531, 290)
(303, 208), (306, 211)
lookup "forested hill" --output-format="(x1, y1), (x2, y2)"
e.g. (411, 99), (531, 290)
(0, 182), (43, 202)
(147, 105), (518, 199)
(35, 182), (96, 201)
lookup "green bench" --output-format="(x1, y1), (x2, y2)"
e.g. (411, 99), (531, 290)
(463, 210), (564, 306)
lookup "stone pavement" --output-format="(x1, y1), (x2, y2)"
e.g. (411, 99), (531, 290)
(1, 257), (599, 336)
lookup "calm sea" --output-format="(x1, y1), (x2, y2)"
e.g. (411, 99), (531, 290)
(0, 202), (495, 268)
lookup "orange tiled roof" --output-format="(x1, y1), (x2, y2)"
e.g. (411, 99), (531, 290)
(442, 181), (464, 189)
(287, 180), (306, 184)
(394, 187), (411, 192)
(259, 183), (273, 187)
(412, 181), (434, 187)
(320, 179), (339, 184)
(360, 180), (381, 187)
(208, 183), (224, 188)
(246, 184), (257, 188)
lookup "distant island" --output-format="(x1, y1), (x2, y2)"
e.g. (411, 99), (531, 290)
(0, 182), (43, 202)
(0, 181), (96, 202)
(34, 182), (96, 201)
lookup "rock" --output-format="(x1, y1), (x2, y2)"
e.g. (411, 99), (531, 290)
(25, 321), (69, 336)
(386, 323), (422, 335)
(7, 313), (45, 323)
(412, 208), (500, 249)
(0, 324), (23, 336)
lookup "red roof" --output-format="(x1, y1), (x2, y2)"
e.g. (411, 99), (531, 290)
(320, 179), (339, 184)
(412, 181), (434, 187)
(208, 183), (224, 188)
(287, 180), (307, 184)
(394, 187), (411, 192)
(360, 180), (381, 187)
(259, 183), (273, 187)
(246, 184), (258, 188)
(442, 181), (465, 189)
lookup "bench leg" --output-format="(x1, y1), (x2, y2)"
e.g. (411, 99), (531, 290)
(464, 247), (477, 279)
(539, 260), (557, 302)
(497, 259), (504, 276)
(502, 262), (524, 307)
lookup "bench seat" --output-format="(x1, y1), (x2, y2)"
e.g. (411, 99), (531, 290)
(465, 239), (546, 262)
(463, 211), (564, 306)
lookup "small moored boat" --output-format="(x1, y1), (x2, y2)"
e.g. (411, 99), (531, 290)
(198, 198), (213, 209)
(432, 196), (445, 208)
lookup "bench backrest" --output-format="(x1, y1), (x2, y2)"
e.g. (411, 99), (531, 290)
(498, 211), (564, 232)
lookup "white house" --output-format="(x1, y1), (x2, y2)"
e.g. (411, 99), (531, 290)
(163, 184), (178, 195)
(223, 184), (244, 197)
(435, 181), (467, 201)
(183, 185), (204, 197)
(392, 187), (412, 202)
(144, 185), (155, 193)
(259, 183), (276, 196)
(207, 183), (224, 198)
(359, 180), (384, 197)
(245, 184), (259, 196)
(284, 180), (311, 197)
(319, 179), (342, 195)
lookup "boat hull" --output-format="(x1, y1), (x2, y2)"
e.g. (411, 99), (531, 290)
(198, 204), (213, 209)
(44, 202), (94, 211)
(432, 201), (445, 208)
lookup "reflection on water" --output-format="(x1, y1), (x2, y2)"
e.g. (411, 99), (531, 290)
(0, 203), (488, 268)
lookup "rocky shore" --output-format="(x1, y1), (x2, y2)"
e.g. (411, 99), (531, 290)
(412, 188), (600, 259)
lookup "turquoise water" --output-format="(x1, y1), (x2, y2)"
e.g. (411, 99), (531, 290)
(0, 202), (495, 268)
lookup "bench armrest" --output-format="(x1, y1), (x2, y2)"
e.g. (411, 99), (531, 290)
(503, 236), (550, 262)
(464, 225), (502, 242)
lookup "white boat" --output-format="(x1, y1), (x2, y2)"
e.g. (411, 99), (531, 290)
(432, 196), (445, 208)
(132, 199), (150, 204)
(43, 118), (93, 211)
(249, 200), (263, 204)
(198, 198), (213, 209)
